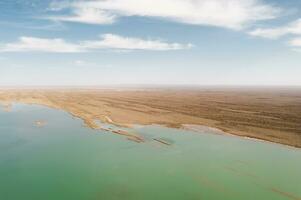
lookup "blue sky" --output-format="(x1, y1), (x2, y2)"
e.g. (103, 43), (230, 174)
(0, 0), (300, 86)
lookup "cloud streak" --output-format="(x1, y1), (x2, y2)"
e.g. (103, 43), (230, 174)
(0, 37), (83, 53)
(47, 0), (280, 30)
(0, 34), (192, 53)
(249, 18), (301, 39)
(49, 6), (116, 24)
(289, 37), (301, 47)
(248, 18), (301, 51)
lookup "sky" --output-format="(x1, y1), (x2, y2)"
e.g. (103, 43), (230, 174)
(0, 0), (301, 86)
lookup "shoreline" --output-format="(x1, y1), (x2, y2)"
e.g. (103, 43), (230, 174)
(1, 101), (300, 149)
(0, 89), (300, 148)
(182, 124), (301, 150)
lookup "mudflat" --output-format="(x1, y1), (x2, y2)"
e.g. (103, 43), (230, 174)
(0, 87), (300, 147)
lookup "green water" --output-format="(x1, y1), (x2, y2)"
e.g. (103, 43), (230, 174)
(0, 104), (300, 200)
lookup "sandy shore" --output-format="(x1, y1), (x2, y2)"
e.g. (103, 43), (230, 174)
(0, 87), (300, 148)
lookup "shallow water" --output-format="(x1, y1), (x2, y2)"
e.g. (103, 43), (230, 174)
(0, 104), (300, 200)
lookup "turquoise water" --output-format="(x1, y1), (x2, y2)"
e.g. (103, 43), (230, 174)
(0, 104), (300, 200)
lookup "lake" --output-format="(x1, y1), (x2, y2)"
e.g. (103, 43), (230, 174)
(0, 104), (300, 200)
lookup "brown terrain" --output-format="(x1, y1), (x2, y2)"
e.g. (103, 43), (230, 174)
(0, 87), (300, 147)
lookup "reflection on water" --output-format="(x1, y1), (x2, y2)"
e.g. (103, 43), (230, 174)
(0, 104), (300, 200)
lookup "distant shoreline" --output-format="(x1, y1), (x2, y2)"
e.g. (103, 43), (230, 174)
(0, 85), (301, 90)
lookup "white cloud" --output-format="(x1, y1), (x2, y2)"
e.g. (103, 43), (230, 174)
(0, 34), (192, 53)
(49, 7), (116, 24)
(82, 34), (193, 50)
(249, 19), (301, 39)
(47, 0), (280, 30)
(0, 37), (83, 53)
(289, 37), (301, 47)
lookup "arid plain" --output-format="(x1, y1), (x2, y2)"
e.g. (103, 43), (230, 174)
(0, 87), (300, 148)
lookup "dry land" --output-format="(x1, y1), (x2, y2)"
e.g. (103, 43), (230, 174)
(0, 87), (300, 147)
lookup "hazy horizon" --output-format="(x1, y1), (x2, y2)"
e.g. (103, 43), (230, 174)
(1, 84), (301, 90)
